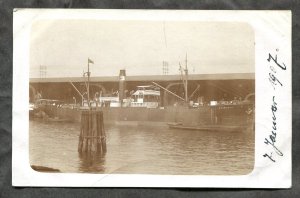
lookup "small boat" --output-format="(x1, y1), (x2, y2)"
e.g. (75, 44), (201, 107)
(31, 99), (73, 122)
(168, 122), (248, 132)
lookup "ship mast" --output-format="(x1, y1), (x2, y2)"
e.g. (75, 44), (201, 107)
(184, 53), (188, 103)
(179, 53), (189, 103)
(87, 60), (90, 107)
(84, 58), (94, 108)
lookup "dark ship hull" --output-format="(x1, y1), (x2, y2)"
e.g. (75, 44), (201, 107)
(41, 102), (254, 132)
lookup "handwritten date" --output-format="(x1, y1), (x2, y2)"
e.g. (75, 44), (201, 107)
(263, 52), (286, 162)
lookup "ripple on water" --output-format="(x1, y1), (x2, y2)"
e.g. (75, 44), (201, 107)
(29, 121), (254, 175)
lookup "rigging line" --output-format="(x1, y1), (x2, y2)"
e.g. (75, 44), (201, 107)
(69, 81), (83, 97)
(152, 82), (185, 101)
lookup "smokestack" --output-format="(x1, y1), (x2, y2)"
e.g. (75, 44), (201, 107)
(119, 69), (126, 106)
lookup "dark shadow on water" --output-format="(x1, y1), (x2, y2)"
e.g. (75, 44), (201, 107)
(30, 165), (61, 173)
(78, 151), (106, 173)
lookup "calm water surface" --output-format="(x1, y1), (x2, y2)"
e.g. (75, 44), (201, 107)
(29, 120), (254, 175)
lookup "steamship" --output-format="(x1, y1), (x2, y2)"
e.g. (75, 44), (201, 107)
(31, 67), (255, 131)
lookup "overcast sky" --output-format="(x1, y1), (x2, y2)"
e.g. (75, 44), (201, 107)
(30, 20), (254, 78)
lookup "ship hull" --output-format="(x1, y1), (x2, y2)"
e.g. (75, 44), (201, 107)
(44, 104), (254, 128)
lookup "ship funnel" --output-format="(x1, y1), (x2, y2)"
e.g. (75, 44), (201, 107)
(119, 69), (126, 106)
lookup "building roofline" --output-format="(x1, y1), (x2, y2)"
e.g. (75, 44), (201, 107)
(29, 73), (255, 83)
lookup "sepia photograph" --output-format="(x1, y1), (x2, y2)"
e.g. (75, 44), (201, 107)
(28, 19), (255, 174)
(13, 9), (291, 188)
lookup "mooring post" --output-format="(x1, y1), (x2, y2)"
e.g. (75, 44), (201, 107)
(78, 110), (106, 155)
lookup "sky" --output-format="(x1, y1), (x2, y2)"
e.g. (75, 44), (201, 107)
(30, 20), (254, 78)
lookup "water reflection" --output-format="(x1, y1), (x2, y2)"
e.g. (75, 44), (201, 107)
(78, 151), (106, 173)
(30, 120), (254, 175)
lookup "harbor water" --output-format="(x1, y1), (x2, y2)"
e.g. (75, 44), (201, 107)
(29, 120), (254, 175)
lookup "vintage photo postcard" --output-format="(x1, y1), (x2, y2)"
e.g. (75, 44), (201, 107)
(13, 9), (291, 188)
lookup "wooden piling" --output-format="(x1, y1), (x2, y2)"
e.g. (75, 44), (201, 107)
(78, 110), (106, 154)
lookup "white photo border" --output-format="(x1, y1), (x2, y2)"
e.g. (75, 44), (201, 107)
(12, 9), (292, 188)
